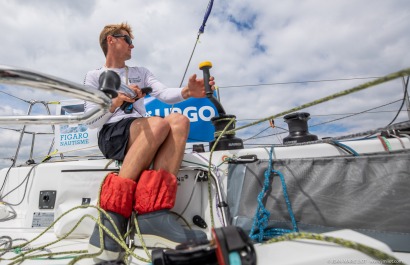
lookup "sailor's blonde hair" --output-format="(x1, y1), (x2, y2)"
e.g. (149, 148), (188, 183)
(99, 22), (134, 56)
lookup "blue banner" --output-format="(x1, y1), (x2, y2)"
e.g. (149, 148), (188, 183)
(144, 96), (216, 142)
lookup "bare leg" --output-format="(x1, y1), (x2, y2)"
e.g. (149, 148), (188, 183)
(118, 113), (189, 180)
(118, 116), (171, 181)
(126, 114), (207, 248)
(152, 113), (190, 175)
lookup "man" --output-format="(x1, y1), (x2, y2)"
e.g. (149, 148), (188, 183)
(84, 22), (213, 261)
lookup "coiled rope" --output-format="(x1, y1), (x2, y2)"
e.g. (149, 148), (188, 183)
(249, 146), (298, 242)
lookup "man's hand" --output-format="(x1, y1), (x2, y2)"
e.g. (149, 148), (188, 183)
(128, 84), (147, 99)
(109, 84), (147, 113)
(182, 74), (216, 99)
(109, 93), (134, 112)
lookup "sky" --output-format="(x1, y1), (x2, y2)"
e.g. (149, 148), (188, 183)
(1, 0), (410, 168)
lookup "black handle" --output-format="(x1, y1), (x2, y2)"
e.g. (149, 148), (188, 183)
(141, 87), (153, 94)
(199, 61), (226, 115)
(199, 62), (214, 97)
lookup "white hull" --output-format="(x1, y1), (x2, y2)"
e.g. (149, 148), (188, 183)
(1, 139), (410, 264)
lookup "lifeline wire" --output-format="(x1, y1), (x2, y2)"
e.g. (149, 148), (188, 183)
(219, 76), (382, 89)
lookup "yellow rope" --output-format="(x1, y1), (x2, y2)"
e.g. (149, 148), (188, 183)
(131, 213), (152, 261)
(265, 232), (406, 265)
(0, 174), (150, 264)
(0, 205), (150, 264)
(207, 117), (236, 228)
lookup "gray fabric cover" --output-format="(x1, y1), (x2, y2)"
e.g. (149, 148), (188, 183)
(227, 150), (410, 252)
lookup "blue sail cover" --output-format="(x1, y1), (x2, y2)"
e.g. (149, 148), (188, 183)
(144, 95), (216, 142)
(199, 0), (214, 34)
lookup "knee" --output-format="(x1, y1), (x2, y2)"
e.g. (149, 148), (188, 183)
(145, 117), (171, 139)
(165, 114), (190, 140)
(168, 113), (190, 131)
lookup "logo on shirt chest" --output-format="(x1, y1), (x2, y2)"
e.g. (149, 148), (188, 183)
(128, 77), (141, 84)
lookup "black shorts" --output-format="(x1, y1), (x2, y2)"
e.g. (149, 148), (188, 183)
(98, 117), (139, 160)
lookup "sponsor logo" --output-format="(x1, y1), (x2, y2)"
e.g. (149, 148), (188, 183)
(146, 106), (216, 122)
(59, 132), (90, 146)
(128, 77), (141, 83)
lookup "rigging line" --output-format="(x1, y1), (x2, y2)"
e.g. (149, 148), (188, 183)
(240, 99), (404, 144)
(0, 164), (38, 205)
(226, 67), (410, 135)
(0, 90), (30, 103)
(219, 76), (381, 89)
(243, 126), (288, 142)
(0, 166), (13, 197)
(302, 120), (410, 145)
(178, 0), (214, 88)
(243, 126), (271, 142)
(309, 99), (404, 128)
(0, 127), (53, 134)
(0, 127), (21, 132)
(246, 119), (410, 146)
(246, 131), (288, 142)
(251, 120), (410, 147)
(386, 76), (409, 127)
(328, 140), (359, 156)
(178, 35), (201, 88)
(359, 77), (409, 141)
(312, 107), (402, 116)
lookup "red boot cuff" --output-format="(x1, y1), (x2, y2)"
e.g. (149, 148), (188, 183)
(100, 172), (137, 218)
(134, 169), (177, 215)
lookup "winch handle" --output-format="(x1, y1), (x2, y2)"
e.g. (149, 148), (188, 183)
(199, 61), (214, 97)
(199, 61), (226, 115)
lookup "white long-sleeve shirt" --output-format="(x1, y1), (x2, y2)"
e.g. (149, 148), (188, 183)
(84, 66), (185, 129)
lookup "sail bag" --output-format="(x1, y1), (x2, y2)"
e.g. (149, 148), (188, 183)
(227, 150), (410, 252)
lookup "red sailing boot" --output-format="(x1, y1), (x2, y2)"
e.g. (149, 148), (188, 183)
(133, 169), (208, 248)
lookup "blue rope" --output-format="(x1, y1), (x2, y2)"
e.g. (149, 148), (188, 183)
(249, 146), (299, 242)
(330, 140), (360, 156)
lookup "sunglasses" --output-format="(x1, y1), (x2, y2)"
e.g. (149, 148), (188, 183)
(111, 34), (132, 45)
